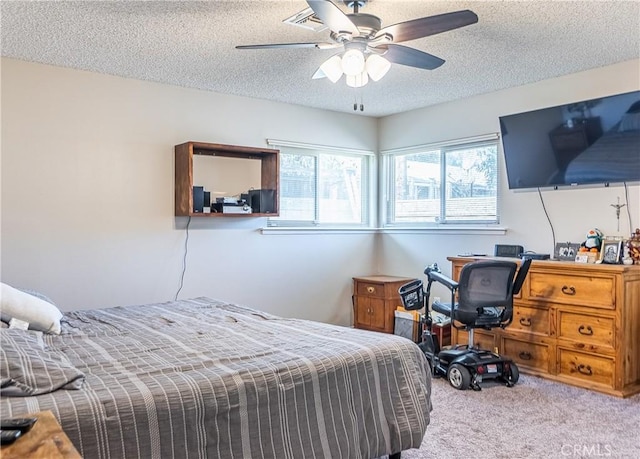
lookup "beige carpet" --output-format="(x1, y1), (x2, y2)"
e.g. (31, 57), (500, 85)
(402, 374), (640, 459)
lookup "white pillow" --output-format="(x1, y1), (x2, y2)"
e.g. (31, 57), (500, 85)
(0, 283), (62, 334)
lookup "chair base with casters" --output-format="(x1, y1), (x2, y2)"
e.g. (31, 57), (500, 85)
(399, 258), (531, 391)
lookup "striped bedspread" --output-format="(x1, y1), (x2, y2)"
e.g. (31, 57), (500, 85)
(1, 298), (431, 458)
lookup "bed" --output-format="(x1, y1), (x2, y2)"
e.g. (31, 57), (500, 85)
(1, 296), (432, 459)
(564, 102), (640, 184)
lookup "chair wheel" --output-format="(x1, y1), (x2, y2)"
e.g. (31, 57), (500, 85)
(447, 363), (471, 390)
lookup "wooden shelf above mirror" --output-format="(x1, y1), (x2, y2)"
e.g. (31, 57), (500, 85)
(174, 141), (279, 217)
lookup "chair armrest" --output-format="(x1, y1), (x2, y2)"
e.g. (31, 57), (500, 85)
(428, 271), (459, 291)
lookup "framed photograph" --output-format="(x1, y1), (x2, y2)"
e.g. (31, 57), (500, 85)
(600, 239), (622, 264)
(554, 242), (580, 261)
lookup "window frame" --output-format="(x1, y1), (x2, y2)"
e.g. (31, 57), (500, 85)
(381, 134), (501, 228)
(266, 139), (377, 229)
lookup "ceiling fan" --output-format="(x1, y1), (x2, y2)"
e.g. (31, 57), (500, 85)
(236, 0), (478, 88)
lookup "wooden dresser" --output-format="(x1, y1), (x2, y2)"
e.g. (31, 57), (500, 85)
(353, 275), (415, 334)
(448, 257), (640, 397)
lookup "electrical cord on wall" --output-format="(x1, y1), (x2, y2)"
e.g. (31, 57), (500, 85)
(174, 216), (191, 301)
(537, 187), (556, 254)
(624, 182), (633, 235)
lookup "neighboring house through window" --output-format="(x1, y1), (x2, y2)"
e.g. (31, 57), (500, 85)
(382, 134), (500, 227)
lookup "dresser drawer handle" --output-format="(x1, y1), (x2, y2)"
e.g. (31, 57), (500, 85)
(561, 285), (576, 295)
(518, 351), (532, 360)
(578, 325), (593, 336)
(367, 286), (375, 294)
(519, 317), (532, 327)
(577, 364), (593, 376)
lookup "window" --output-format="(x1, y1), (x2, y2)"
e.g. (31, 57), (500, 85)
(383, 136), (499, 226)
(267, 141), (374, 227)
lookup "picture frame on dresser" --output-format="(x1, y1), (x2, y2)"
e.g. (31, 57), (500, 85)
(554, 242), (580, 261)
(600, 239), (622, 264)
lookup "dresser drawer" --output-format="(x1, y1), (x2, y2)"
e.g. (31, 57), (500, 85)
(502, 337), (550, 373)
(528, 272), (615, 309)
(511, 305), (550, 336)
(557, 311), (615, 349)
(454, 329), (495, 350)
(558, 348), (614, 388)
(356, 282), (385, 298)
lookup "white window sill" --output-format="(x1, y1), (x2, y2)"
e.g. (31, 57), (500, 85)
(261, 226), (507, 235)
(380, 226), (507, 235)
(260, 227), (377, 235)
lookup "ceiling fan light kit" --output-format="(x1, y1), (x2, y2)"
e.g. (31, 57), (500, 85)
(318, 55), (343, 82)
(365, 54), (391, 81)
(237, 0), (478, 99)
(341, 47), (366, 75)
(346, 71), (368, 88)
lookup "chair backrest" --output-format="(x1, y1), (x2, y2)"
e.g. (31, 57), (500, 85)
(512, 257), (532, 296)
(457, 260), (518, 314)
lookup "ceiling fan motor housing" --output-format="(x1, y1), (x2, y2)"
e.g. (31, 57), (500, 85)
(331, 13), (381, 40)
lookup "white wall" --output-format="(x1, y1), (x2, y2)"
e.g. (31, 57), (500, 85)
(377, 60), (640, 291)
(2, 58), (639, 326)
(0, 58), (378, 326)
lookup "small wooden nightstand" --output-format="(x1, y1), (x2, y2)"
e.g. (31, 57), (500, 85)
(1, 411), (80, 459)
(353, 275), (415, 334)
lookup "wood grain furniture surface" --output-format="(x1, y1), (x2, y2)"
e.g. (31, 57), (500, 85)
(448, 256), (640, 397)
(432, 322), (452, 347)
(353, 275), (416, 334)
(175, 141), (279, 217)
(0, 411), (80, 459)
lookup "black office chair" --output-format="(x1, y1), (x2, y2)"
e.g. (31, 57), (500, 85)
(418, 258), (531, 390)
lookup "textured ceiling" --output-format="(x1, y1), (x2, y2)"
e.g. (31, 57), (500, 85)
(1, 1), (639, 118)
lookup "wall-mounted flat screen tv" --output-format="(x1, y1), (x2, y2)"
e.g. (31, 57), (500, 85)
(499, 91), (640, 190)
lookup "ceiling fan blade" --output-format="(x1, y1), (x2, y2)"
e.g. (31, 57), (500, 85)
(312, 68), (327, 80)
(381, 44), (445, 70)
(307, 0), (358, 35)
(236, 42), (339, 50)
(375, 10), (478, 43)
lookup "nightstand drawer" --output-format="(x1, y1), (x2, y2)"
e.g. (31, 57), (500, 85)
(558, 311), (614, 349)
(528, 272), (615, 309)
(502, 337), (550, 373)
(558, 349), (614, 388)
(511, 305), (550, 336)
(356, 282), (384, 298)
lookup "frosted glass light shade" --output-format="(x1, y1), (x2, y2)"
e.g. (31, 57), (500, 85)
(346, 71), (369, 88)
(366, 54), (391, 81)
(319, 55), (343, 83)
(341, 49), (365, 76)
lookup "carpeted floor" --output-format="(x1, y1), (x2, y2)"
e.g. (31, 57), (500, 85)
(402, 374), (640, 459)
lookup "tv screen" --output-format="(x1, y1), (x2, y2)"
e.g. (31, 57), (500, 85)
(499, 91), (640, 190)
